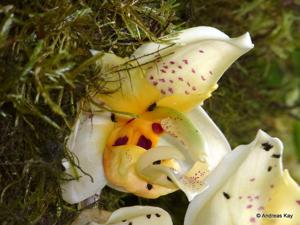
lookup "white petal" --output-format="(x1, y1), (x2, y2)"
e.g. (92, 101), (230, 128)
(136, 146), (209, 201)
(131, 26), (253, 100)
(187, 106), (231, 169)
(184, 130), (300, 225)
(61, 112), (114, 204)
(131, 26), (230, 63)
(103, 206), (173, 225)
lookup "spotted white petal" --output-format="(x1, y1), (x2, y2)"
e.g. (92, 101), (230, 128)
(71, 206), (173, 225)
(184, 130), (300, 225)
(103, 206), (173, 225)
(60, 112), (114, 204)
(131, 26), (253, 111)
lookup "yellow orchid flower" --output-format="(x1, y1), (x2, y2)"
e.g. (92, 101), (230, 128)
(72, 206), (173, 225)
(185, 130), (300, 225)
(60, 26), (253, 204)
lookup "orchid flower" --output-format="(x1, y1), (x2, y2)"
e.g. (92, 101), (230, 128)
(184, 130), (300, 225)
(71, 206), (173, 225)
(60, 26), (253, 204)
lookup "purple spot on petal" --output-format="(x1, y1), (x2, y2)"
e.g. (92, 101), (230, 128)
(137, 135), (152, 150)
(152, 123), (164, 134)
(113, 136), (128, 146)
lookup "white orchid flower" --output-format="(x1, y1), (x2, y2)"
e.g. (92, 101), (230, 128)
(185, 130), (300, 225)
(71, 206), (173, 225)
(60, 26), (253, 204)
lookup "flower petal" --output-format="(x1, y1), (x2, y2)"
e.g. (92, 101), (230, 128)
(132, 26), (253, 111)
(104, 206), (173, 225)
(71, 206), (173, 225)
(184, 130), (300, 225)
(187, 106), (231, 169)
(131, 26), (231, 64)
(61, 112), (114, 204)
(95, 53), (160, 115)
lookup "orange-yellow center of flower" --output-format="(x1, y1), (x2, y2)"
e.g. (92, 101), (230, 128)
(106, 117), (164, 150)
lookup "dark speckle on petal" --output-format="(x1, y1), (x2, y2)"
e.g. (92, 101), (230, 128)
(147, 183), (153, 190)
(223, 192), (231, 199)
(262, 142), (273, 151)
(272, 154), (281, 158)
(267, 166), (272, 172)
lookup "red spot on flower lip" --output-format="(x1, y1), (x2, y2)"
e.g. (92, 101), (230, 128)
(113, 136), (129, 146)
(152, 123), (164, 134)
(137, 135), (152, 150)
(296, 200), (300, 205)
(126, 118), (135, 124)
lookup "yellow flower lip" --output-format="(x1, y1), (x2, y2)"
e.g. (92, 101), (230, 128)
(104, 114), (180, 198)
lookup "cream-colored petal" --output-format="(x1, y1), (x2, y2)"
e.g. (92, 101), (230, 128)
(184, 130), (300, 225)
(143, 33), (253, 98)
(61, 112), (114, 204)
(187, 106), (231, 169)
(131, 27), (253, 111)
(131, 26), (230, 64)
(71, 206), (173, 225)
(103, 206), (173, 225)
